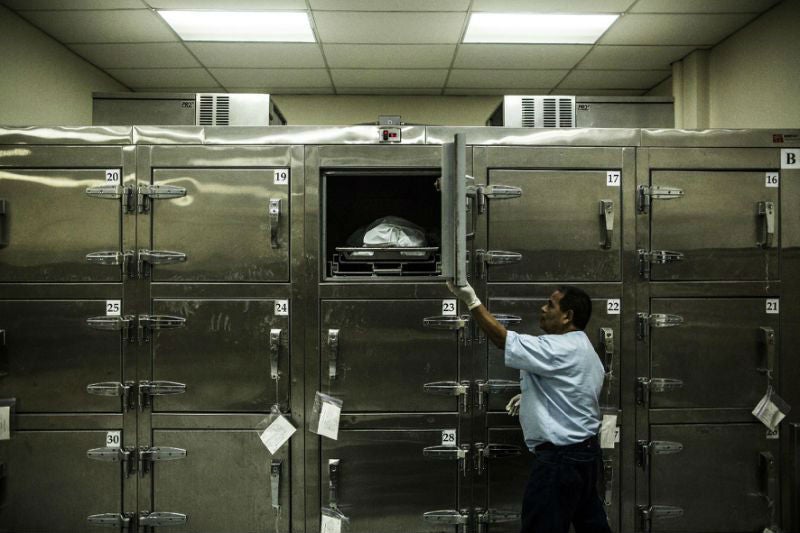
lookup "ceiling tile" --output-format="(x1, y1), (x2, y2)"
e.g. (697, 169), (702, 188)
(210, 68), (332, 88)
(188, 43), (325, 68)
(570, 89), (648, 95)
(579, 45), (696, 70)
(324, 44), (456, 68)
(336, 88), (445, 95)
(147, 0), (306, 8)
(630, 0), (781, 13)
(314, 12), (466, 44)
(229, 87), (335, 94)
(69, 43), (199, 68)
(447, 69), (568, 89)
(20, 9), (178, 43)
(3, 0), (144, 8)
(455, 44), (591, 69)
(310, 0), (469, 10)
(331, 69), (448, 88)
(558, 69), (671, 89)
(600, 13), (758, 45)
(105, 68), (218, 88)
(470, 0), (635, 12)
(444, 88), (550, 95)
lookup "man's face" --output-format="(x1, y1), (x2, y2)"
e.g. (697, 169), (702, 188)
(539, 290), (573, 334)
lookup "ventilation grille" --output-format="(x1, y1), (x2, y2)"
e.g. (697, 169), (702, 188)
(520, 98), (536, 127)
(505, 96), (575, 128)
(543, 98), (557, 128)
(198, 95), (214, 125)
(559, 97), (574, 127)
(197, 95), (231, 126)
(215, 96), (230, 125)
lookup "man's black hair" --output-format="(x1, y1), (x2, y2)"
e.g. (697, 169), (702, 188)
(557, 285), (592, 330)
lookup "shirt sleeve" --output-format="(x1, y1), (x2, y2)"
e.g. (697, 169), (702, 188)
(504, 330), (567, 377)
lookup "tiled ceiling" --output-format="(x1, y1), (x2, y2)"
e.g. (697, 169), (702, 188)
(1, 0), (783, 96)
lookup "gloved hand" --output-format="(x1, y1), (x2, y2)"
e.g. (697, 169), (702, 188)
(506, 394), (521, 416)
(446, 280), (481, 310)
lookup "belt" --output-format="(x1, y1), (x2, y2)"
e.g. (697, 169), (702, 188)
(534, 435), (598, 452)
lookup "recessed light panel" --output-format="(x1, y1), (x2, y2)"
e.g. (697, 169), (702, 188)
(158, 11), (315, 42)
(464, 13), (619, 44)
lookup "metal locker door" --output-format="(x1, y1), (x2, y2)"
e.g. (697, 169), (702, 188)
(441, 133), (468, 287)
(150, 299), (288, 412)
(484, 427), (530, 533)
(0, 168), (123, 282)
(486, 170), (621, 282)
(486, 298), (619, 411)
(148, 168), (290, 282)
(321, 429), (460, 533)
(0, 300), (124, 413)
(0, 430), (123, 532)
(321, 300), (461, 412)
(151, 430), (288, 533)
(646, 170), (779, 281)
(643, 423), (779, 532)
(646, 298), (779, 409)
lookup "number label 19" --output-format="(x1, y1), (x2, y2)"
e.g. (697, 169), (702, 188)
(274, 300), (289, 316)
(606, 299), (621, 315)
(765, 172), (780, 188)
(441, 429), (456, 447)
(766, 299), (779, 314)
(105, 169), (121, 184)
(274, 169), (289, 185)
(606, 171), (621, 187)
(442, 299), (457, 316)
(106, 431), (121, 448)
(106, 300), (121, 317)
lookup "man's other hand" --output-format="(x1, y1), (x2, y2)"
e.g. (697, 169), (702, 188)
(506, 394), (521, 416)
(446, 280), (481, 310)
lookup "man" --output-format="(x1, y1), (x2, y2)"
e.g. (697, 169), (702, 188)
(448, 281), (611, 533)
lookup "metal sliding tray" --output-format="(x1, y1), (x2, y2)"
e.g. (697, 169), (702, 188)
(335, 246), (439, 262)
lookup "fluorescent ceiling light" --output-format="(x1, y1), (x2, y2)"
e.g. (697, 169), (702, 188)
(464, 13), (619, 44)
(158, 11), (315, 42)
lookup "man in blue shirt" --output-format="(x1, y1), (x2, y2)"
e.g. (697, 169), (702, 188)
(448, 282), (611, 533)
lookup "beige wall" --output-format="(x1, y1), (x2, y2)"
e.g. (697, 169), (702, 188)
(0, 5), (126, 126)
(272, 95), (502, 126)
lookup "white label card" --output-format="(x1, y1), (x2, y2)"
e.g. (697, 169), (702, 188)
(274, 169), (289, 185)
(442, 429), (456, 447)
(781, 149), (800, 169)
(259, 415), (297, 454)
(606, 299), (621, 315)
(106, 431), (121, 448)
(442, 299), (457, 316)
(274, 300), (289, 316)
(606, 171), (621, 187)
(0, 406), (9, 440)
(317, 401), (341, 440)
(766, 299), (779, 314)
(600, 415), (618, 449)
(105, 169), (121, 184)
(321, 515), (342, 533)
(765, 172), (780, 188)
(106, 300), (121, 317)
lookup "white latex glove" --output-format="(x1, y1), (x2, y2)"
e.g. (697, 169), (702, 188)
(446, 280), (481, 310)
(506, 394), (521, 417)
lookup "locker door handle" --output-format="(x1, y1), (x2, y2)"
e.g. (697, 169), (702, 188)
(328, 459), (340, 509)
(757, 201), (775, 249)
(760, 451), (778, 528)
(270, 329), (282, 380)
(603, 458), (614, 506)
(269, 198), (281, 249)
(0, 198), (7, 248)
(600, 200), (614, 249)
(759, 327), (776, 378)
(599, 328), (614, 374)
(327, 329), (339, 380)
(271, 459), (282, 511)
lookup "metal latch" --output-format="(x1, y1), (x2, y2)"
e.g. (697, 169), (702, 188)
(475, 184), (522, 213)
(86, 447), (136, 477)
(138, 381), (186, 410)
(600, 200), (614, 249)
(757, 201), (775, 249)
(759, 327), (776, 378)
(423, 509), (470, 533)
(269, 198), (281, 249)
(137, 184), (187, 214)
(137, 250), (187, 278)
(638, 505), (684, 532)
(638, 250), (684, 279)
(637, 184), (684, 213)
(476, 250), (522, 280)
(477, 509), (519, 533)
(492, 314), (522, 327)
(423, 444), (470, 476)
(138, 447), (187, 475)
(87, 513), (134, 528)
(137, 314), (185, 343)
(138, 511), (187, 528)
(328, 459), (340, 509)
(636, 440), (683, 470)
(327, 329), (339, 381)
(270, 329), (282, 380)
(423, 315), (471, 344)
(271, 459), (282, 512)
(423, 381), (471, 413)
(86, 315), (136, 342)
(85, 184), (135, 213)
(637, 313), (683, 339)
(86, 381), (136, 411)
(475, 379), (520, 411)
(636, 378), (684, 406)
(602, 458), (614, 506)
(599, 327), (614, 375)
(86, 251), (135, 276)
(474, 442), (521, 474)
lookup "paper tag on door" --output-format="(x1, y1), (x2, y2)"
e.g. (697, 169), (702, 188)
(0, 406), (9, 440)
(260, 415), (297, 454)
(321, 514), (342, 533)
(600, 414), (617, 449)
(317, 401), (341, 440)
(752, 388), (791, 431)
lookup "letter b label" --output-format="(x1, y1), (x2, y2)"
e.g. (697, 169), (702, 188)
(782, 149), (800, 169)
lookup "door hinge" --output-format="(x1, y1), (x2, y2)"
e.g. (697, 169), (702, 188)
(636, 440), (683, 470)
(137, 249), (187, 279)
(138, 511), (188, 529)
(86, 446), (137, 477)
(137, 314), (186, 343)
(636, 377), (684, 406)
(137, 184), (187, 214)
(86, 251), (136, 277)
(475, 184), (522, 213)
(636, 313), (683, 340)
(138, 446), (187, 475)
(86, 381), (137, 411)
(423, 509), (471, 533)
(638, 505), (684, 532)
(85, 184), (136, 214)
(86, 315), (137, 342)
(423, 381), (471, 413)
(423, 444), (471, 476)
(475, 379), (520, 412)
(474, 442), (522, 475)
(86, 512), (135, 529)
(638, 250), (684, 279)
(138, 381), (187, 410)
(423, 314), (471, 344)
(476, 250), (522, 280)
(637, 184), (684, 213)
(476, 508), (519, 533)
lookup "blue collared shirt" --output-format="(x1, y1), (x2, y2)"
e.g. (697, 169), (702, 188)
(504, 329), (604, 451)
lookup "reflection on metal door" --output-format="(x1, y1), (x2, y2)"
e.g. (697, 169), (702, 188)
(486, 170), (621, 282)
(0, 169), (122, 282)
(321, 300), (461, 412)
(645, 298), (779, 409)
(149, 169), (289, 281)
(151, 299), (288, 412)
(645, 171), (779, 281)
